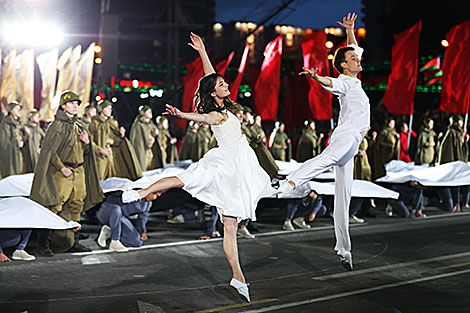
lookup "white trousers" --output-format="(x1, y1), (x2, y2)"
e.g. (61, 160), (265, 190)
(288, 131), (362, 253)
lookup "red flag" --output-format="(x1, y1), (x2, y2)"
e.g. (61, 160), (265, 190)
(254, 35), (283, 120)
(301, 31), (332, 120)
(230, 44), (249, 101)
(383, 21), (422, 115)
(178, 56), (204, 129)
(215, 51), (235, 76)
(439, 21), (470, 114)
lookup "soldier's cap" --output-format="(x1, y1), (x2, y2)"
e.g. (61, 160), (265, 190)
(29, 108), (39, 118)
(304, 119), (314, 126)
(97, 99), (113, 113)
(423, 117), (433, 125)
(243, 106), (253, 113)
(84, 102), (96, 112)
(234, 102), (244, 112)
(138, 105), (152, 115)
(60, 91), (82, 106)
(156, 115), (167, 124)
(449, 114), (463, 124)
(7, 101), (22, 112)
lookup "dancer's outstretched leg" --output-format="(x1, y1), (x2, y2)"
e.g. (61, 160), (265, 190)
(222, 215), (251, 302)
(222, 215), (245, 282)
(122, 176), (184, 203)
(280, 133), (359, 193)
(334, 158), (354, 271)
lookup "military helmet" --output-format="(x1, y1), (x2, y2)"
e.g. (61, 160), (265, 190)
(84, 102), (96, 112)
(6, 101), (22, 112)
(138, 105), (152, 115)
(243, 106), (253, 113)
(28, 108), (39, 119)
(97, 99), (112, 113)
(60, 91), (82, 106)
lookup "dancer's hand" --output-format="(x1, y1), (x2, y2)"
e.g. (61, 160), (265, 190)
(188, 32), (206, 53)
(337, 12), (357, 30)
(164, 104), (182, 117)
(299, 67), (319, 80)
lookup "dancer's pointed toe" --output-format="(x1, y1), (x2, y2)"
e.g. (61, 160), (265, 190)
(230, 278), (251, 302)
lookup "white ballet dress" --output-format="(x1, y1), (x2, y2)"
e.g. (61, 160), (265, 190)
(177, 110), (273, 222)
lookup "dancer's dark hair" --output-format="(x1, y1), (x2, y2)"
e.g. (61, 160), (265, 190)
(195, 73), (237, 114)
(333, 46), (355, 74)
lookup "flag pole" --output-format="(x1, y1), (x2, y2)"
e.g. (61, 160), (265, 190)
(465, 83), (470, 134)
(406, 114), (413, 153)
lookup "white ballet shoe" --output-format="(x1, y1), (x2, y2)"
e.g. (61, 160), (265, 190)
(122, 190), (141, 203)
(337, 250), (353, 271)
(230, 278), (251, 302)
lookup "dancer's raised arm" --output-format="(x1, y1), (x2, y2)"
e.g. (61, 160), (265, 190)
(164, 104), (223, 125)
(337, 12), (358, 46)
(299, 67), (333, 88)
(188, 32), (215, 75)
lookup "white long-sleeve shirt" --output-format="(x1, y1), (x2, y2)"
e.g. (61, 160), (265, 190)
(322, 44), (370, 138)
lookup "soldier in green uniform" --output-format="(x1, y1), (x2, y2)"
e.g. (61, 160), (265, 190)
(296, 120), (324, 162)
(179, 121), (199, 160)
(0, 101), (25, 178)
(30, 91), (104, 256)
(270, 121), (291, 161)
(241, 110), (279, 178)
(415, 118), (437, 165)
(130, 105), (162, 171)
(22, 109), (45, 173)
(81, 103), (97, 126)
(191, 123), (213, 161)
(354, 136), (372, 181)
(157, 116), (178, 164)
(370, 118), (400, 180)
(89, 100), (142, 180)
(437, 115), (469, 213)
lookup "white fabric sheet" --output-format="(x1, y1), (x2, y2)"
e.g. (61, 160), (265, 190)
(377, 160), (470, 186)
(274, 179), (399, 199)
(0, 197), (80, 229)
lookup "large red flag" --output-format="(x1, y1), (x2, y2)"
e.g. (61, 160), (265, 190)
(178, 57), (204, 129)
(215, 51), (235, 76)
(254, 35), (283, 120)
(439, 21), (470, 114)
(383, 21), (422, 115)
(301, 31), (332, 120)
(230, 44), (249, 101)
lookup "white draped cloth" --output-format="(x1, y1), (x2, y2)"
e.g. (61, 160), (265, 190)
(0, 197), (80, 229)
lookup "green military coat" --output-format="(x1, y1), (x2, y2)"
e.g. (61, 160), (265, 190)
(30, 109), (104, 211)
(296, 129), (321, 162)
(370, 127), (400, 180)
(90, 115), (142, 180)
(191, 126), (213, 161)
(22, 121), (45, 173)
(271, 131), (291, 161)
(438, 124), (468, 164)
(354, 137), (372, 181)
(179, 129), (197, 161)
(0, 115), (24, 178)
(415, 127), (437, 165)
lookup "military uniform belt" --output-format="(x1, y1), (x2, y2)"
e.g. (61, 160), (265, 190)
(63, 162), (84, 168)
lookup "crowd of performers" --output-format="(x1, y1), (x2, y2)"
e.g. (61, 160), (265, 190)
(1, 13), (468, 303)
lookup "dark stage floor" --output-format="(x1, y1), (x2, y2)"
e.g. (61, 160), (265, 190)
(2, 205), (470, 313)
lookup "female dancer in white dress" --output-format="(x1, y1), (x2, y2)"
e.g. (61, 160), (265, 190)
(122, 33), (272, 302)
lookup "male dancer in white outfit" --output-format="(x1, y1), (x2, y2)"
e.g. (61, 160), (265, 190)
(278, 13), (369, 270)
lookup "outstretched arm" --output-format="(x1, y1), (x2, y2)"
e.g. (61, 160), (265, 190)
(337, 12), (358, 46)
(299, 67), (332, 88)
(164, 104), (224, 125)
(188, 32), (215, 75)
